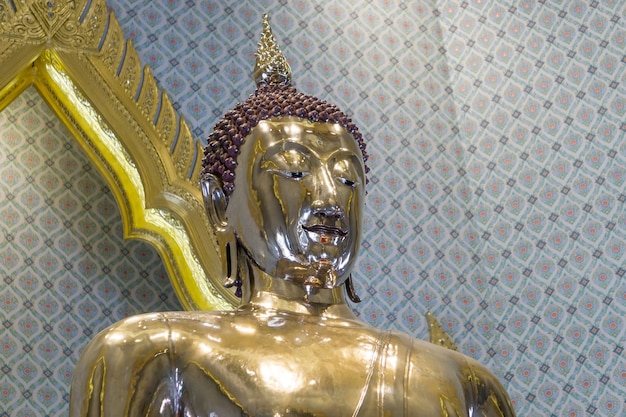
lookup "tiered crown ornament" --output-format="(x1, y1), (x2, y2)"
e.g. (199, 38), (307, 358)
(253, 14), (292, 87)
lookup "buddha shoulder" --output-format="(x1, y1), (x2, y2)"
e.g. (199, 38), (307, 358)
(70, 311), (240, 416)
(76, 310), (236, 356)
(399, 335), (515, 416)
(71, 312), (514, 417)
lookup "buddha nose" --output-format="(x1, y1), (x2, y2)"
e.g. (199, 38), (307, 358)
(311, 203), (344, 220)
(309, 166), (343, 219)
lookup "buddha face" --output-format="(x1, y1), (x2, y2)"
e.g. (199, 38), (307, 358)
(225, 117), (365, 289)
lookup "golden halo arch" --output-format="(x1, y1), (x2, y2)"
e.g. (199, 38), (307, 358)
(0, 0), (236, 310)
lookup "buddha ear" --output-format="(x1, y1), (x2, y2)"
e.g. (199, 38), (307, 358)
(201, 173), (239, 291)
(200, 173), (228, 229)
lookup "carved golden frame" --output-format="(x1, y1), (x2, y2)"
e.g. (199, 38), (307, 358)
(0, 0), (235, 310)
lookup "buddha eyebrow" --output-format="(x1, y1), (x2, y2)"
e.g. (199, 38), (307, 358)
(260, 147), (306, 171)
(262, 139), (361, 165)
(330, 149), (362, 160)
(263, 141), (310, 160)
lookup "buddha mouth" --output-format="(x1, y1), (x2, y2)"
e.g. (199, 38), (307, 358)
(302, 224), (347, 237)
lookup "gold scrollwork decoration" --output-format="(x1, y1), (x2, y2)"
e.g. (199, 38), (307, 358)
(0, 0), (236, 311)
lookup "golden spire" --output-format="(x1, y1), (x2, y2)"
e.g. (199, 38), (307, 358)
(253, 14), (292, 87)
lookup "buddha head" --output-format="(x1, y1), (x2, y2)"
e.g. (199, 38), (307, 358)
(201, 15), (368, 300)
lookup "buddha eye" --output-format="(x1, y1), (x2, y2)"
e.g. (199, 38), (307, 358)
(262, 148), (311, 180)
(262, 166), (309, 180)
(288, 171), (305, 179)
(275, 170), (309, 180)
(337, 177), (356, 187)
(333, 159), (360, 188)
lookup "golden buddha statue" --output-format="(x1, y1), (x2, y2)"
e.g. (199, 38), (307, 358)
(70, 16), (515, 417)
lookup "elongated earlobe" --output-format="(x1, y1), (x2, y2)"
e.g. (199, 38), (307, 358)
(216, 226), (240, 295)
(201, 173), (240, 296)
(345, 274), (362, 303)
(201, 173), (228, 228)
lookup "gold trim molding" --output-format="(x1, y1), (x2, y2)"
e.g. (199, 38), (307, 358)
(0, 0), (235, 310)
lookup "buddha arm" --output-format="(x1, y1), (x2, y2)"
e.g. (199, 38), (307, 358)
(69, 314), (174, 416)
(464, 357), (517, 417)
(398, 334), (516, 417)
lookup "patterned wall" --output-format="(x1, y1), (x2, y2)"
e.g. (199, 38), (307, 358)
(1, 0), (625, 415)
(0, 88), (181, 416)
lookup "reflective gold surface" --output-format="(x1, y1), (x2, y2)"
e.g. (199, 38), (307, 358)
(71, 119), (515, 416)
(253, 14), (292, 86)
(426, 311), (458, 351)
(71, 308), (514, 416)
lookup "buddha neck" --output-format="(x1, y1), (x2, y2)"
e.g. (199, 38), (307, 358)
(238, 259), (360, 321)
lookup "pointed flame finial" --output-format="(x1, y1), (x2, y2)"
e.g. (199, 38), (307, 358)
(426, 312), (458, 351)
(253, 14), (292, 87)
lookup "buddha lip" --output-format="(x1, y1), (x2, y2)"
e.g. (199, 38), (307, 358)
(302, 224), (347, 237)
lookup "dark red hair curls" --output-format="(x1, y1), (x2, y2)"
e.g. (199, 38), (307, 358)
(202, 83), (369, 200)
